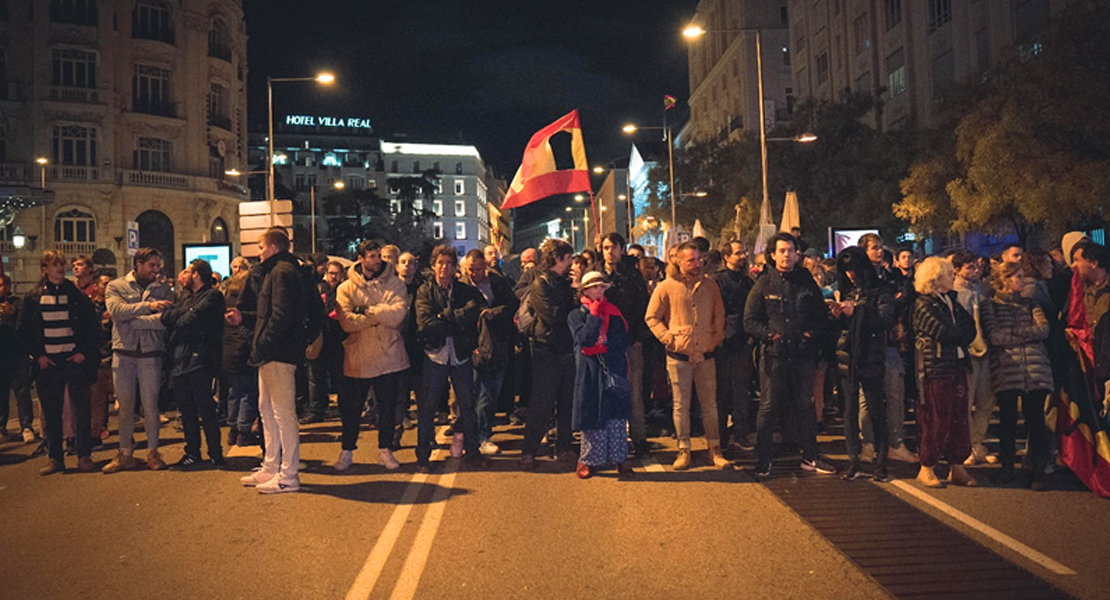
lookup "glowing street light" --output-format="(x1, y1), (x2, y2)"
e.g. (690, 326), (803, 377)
(267, 71), (337, 201)
(592, 166), (605, 174)
(315, 72), (336, 84)
(682, 25), (706, 39)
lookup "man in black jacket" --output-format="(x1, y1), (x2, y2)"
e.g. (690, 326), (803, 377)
(600, 233), (652, 456)
(716, 240), (755, 452)
(16, 251), (101, 475)
(462, 249), (519, 455)
(156, 259), (226, 468)
(227, 227), (311, 493)
(302, 260), (346, 424)
(744, 233), (837, 477)
(415, 244), (487, 470)
(521, 238), (576, 468)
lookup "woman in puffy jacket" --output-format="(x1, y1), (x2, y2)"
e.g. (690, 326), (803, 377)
(911, 257), (977, 488)
(980, 261), (1052, 490)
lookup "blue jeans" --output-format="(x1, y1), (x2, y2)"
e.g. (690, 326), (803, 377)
(418, 358), (477, 462)
(226, 370), (259, 434)
(474, 369), (505, 444)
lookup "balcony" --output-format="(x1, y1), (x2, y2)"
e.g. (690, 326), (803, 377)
(0, 241), (14, 254)
(132, 100), (177, 118)
(49, 86), (100, 104)
(124, 170), (188, 189)
(52, 241), (97, 255)
(50, 166), (101, 181)
(208, 43), (232, 62)
(0, 163), (35, 185)
(133, 25), (174, 45)
(208, 114), (232, 131)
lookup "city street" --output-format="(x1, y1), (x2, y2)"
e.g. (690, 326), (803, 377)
(1, 410), (1105, 600)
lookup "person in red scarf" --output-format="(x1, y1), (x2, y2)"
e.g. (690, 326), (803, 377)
(568, 271), (633, 479)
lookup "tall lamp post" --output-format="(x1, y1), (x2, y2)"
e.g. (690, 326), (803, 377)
(267, 72), (335, 202)
(311, 180), (344, 253)
(683, 25), (816, 210)
(621, 124), (675, 237)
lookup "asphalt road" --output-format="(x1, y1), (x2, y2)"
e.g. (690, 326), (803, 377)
(1, 409), (1105, 600)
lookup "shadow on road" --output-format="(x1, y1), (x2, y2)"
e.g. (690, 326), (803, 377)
(302, 479), (470, 504)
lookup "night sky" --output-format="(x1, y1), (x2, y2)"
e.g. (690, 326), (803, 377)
(243, 0), (700, 180)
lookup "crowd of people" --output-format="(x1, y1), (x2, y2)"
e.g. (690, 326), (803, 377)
(1, 224), (1107, 495)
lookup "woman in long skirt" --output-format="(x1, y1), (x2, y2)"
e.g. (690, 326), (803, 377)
(568, 271), (633, 479)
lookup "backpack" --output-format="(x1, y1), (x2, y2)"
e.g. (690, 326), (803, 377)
(514, 285), (536, 336)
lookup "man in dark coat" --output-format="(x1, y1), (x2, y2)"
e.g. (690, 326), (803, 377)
(716, 239), (755, 451)
(16, 251), (101, 475)
(302, 260), (346, 424)
(156, 259), (226, 468)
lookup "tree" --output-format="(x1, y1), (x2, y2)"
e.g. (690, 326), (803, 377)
(322, 170), (440, 257)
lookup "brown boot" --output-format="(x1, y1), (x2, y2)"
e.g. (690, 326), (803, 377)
(708, 446), (733, 470)
(146, 449), (167, 471)
(672, 449), (692, 471)
(102, 451), (138, 474)
(40, 459), (65, 476)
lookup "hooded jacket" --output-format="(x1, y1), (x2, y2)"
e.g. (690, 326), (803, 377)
(336, 261), (409, 379)
(646, 262), (725, 357)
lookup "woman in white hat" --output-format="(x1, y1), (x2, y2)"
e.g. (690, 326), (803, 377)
(568, 271), (634, 479)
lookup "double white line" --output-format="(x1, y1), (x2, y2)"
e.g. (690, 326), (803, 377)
(344, 449), (458, 600)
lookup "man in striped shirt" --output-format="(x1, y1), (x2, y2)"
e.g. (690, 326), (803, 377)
(16, 251), (100, 475)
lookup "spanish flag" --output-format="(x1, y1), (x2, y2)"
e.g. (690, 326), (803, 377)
(500, 110), (591, 210)
(664, 95), (677, 110)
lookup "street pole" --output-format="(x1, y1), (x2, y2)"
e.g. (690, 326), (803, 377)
(666, 126), (676, 242)
(267, 76), (274, 203)
(583, 208), (590, 251)
(756, 29), (769, 211)
(310, 184), (316, 254)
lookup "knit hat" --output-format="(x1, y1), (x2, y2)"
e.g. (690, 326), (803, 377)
(1061, 231), (1090, 267)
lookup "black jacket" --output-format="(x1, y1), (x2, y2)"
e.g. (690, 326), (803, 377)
(743, 267), (829, 361)
(835, 284), (896, 383)
(238, 251), (310, 367)
(0, 295), (26, 369)
(161, 284), (226, 377)
(716, 266), (754, 349)
(16, 279), (100, 382)
(221, 276), (253, 374)
(514, 266), (541, 300)
(472, 271), (519, 373)
(604, 255), (651, 343)
(416, 278), (486, 360)
(912, 292), (976, 380)
(528, 269), (575, 355)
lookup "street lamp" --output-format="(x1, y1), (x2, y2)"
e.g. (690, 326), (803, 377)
(12, 226), (25, 249)
(622, 123), (676, 238)
(592, 166), (605, 174)
(35, 157), (48, 188)
(267, 72), (336, 202)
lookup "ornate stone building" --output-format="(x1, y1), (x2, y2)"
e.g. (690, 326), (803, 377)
(0, 0), (248, 288)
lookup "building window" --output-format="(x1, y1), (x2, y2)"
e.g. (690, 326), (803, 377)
(853, 15), (868, 56)
(133, 137), (171, 172)
(781, 6), (788, 24)
(347, 176), (364, 190)
(208, 149), (223, 179)
(931, 50), (955, 102)
(885, 0), (902, 30)
(928, 0), (951, 32)
(54, 208), (96, 243)
(454, 199), (465, 217)
(390, 160), (398, 173)
(52, 124), (97, 166)
(414, 199), (423, 211)
(886, 48), (906, 97)
(390, 199), (400, 214)
(322, 153), (341, 167)
(782, 46), (790, 67)
(208, 83), (230, 129)
(432, 161), (440, 172)
(785, 87), (795, 115)
(455, 222), (467, 240)
(210, 217), (228, 244)
(52, 48), (97, 88)
(816, 53), (829, 84)
(974, 28), (990, 74)
(433, 222), (443, 239)
(50, 0), (97, 26)
(133, 1), (174, 44)
(433, 200), (443, 216)
(454, 180), (465, 195)
(132, 64), (173, 116)
(455, 162), (463, 175)
(208, 18), (231, 61)
(294, 174), (306, 192)
(412, 160), (421, 173)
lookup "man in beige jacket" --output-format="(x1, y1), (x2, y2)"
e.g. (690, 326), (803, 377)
(335, 240), (409, 471)
(646, 241), (730, 470)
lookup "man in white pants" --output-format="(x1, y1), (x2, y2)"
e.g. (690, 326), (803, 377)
(227, 228), (315, 494)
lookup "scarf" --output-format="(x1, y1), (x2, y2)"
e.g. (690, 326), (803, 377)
(581, 297), (626, 356)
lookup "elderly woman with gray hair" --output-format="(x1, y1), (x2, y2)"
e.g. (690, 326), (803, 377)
(911, 257), (977, 488)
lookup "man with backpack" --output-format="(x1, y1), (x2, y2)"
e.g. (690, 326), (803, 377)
(227, 227), (321, 494)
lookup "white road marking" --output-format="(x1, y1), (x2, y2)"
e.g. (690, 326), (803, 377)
(387, 460), (460, 600)
(344, 449), (446, 600)
(889, 480), (1077, 576)
(639, 453), (666, 473)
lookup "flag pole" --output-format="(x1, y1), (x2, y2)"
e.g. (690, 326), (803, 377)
(588, 191), (600, 251)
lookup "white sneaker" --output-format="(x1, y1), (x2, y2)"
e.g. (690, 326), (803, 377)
(378, 448), (400, 470)
(239, 468), (276, 487)
(450, 433), (464, 458)
(334, 449), (353, 472)
(479, 440), (501, 456)
(257, 476), (300, 494)
(22, 428), (37, 444)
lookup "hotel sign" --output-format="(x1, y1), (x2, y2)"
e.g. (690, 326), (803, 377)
(284, 115), (373, 129)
